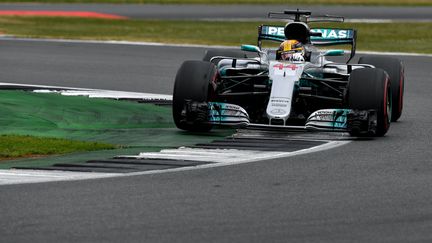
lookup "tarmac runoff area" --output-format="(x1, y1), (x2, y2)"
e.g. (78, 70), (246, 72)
(0, 10), (127, 19)
(0, 83), (349, 185)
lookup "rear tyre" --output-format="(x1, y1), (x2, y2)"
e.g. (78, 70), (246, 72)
(172, 60), (216, 132)
(347, 68), (392, 137)
(203, 49), (247, 65)
(359, 55), (404, 121)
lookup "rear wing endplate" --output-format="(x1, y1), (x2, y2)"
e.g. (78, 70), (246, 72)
(258, 25), (357, 63)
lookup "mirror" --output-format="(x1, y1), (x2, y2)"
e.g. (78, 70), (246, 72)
(324, 50), (344, 56)
(241, 45), (260, 53)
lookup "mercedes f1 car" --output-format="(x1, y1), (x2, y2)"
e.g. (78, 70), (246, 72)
(172, 10), (405, 136)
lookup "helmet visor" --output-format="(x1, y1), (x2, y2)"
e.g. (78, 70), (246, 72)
(280, 50), (302, 60)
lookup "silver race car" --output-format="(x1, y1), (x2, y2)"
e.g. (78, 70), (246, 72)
(172, 10), (404, 136)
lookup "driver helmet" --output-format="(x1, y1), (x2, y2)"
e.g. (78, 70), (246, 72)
(277, 40), (305, 61)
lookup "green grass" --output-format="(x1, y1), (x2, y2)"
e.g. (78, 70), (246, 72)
(0, 17), (431, 54)
(0, 134), (115, 161)
(1, 0), (431, 6)
(0, 90), (233, 166)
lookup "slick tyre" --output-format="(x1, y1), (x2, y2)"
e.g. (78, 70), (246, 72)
(359, 55), (404, 121)
(172, 60), (216, 132)
(203, 49), (248, 65)
(348, 68), (392, 137)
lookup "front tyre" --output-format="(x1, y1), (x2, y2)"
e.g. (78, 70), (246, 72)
(359, 55), (404, 122)
(172, 61), (216, 132)
(347, 68), (392, 136)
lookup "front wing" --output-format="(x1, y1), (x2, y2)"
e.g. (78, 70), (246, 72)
(179, 101), (377, 135)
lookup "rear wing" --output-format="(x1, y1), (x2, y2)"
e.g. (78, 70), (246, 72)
(258, 25), (357, 62)
(258, 26), (286, 43)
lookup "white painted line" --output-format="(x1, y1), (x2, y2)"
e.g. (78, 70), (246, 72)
(0, 82), (173, 101)
(345, 18), (432, 23)
(356, 50), (432, 57)
(118, 147), (281, 163)
(0, 36), (233, 50)
(0, 81), (99, 91)
(35, 89), (172, 100)
(200, 18), (432, 23)
(0, 170), (118, 185)
(1, 36), (431, 57)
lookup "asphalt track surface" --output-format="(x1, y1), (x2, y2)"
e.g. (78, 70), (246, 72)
(1, 39), (432, 242)
(0, 3), (432, 21)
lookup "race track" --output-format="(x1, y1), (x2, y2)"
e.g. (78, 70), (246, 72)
(0, 3), (431, 21)
(1, 39), (432, 242)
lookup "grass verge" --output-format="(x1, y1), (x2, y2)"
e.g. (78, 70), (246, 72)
(0, 134), (115, 161)
(0, 0), (431, 7)
(0, 91), (233, 167)
(0, 17), (431, 54)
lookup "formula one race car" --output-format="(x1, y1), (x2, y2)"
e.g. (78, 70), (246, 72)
(172, 10), (405, 136)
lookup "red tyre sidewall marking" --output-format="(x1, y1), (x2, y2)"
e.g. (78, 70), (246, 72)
(383, 76), (390, 130)
(399, 68), (404, 114)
